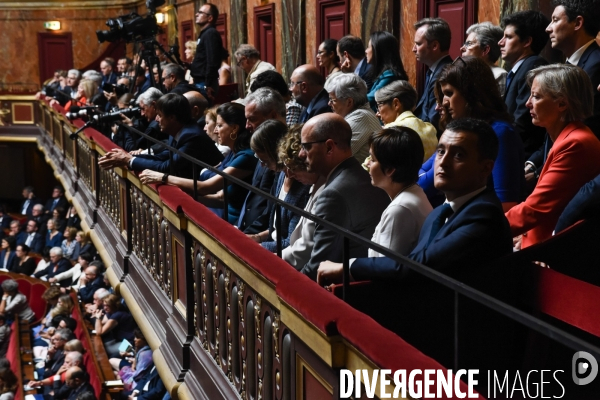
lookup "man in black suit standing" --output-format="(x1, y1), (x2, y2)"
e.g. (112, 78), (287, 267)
(290, 64), (331, 123)
(412, 17), (453, 131)
(500, 10), (550, 158)
(45, 186), (68, 218)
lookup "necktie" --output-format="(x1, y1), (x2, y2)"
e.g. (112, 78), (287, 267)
(22, 200), (29, 214)
(52, 198), (58, 210)
(25, 234), (34, 246)
(505, 71), (515, 91)
(428, 203), (454, 244)
(425, 69), (432, 89)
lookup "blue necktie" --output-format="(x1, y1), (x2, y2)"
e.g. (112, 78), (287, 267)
(505, 71), (515, 91)
(428, 203), (454, 244)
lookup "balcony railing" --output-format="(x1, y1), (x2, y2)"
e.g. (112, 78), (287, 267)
(3, 98), (599, 399)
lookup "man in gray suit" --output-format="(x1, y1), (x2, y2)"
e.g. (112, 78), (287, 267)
(298, 114), (389, 280)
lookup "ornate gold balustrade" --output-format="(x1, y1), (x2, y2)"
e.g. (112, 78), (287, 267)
(3, 99), (467, 400)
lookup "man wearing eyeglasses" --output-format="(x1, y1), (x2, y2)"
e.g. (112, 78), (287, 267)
(297, 113), (389, 280)
(190, 3), (224, 102)
(290, 64), (331, 123)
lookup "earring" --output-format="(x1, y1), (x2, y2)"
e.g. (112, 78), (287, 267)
(230, 130), (238, 141)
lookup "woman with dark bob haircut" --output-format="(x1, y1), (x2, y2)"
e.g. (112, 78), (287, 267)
(320, 127), (432, 279)
(140, 102), (257, 223)
(365, 31), (408, 111)
(419, 56), (524, 210)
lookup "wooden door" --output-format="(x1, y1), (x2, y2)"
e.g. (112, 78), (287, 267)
(215, 14), (228, 52)
(417, 0), (476, 90)
(37, 33), (73, 86)
(254, 4), (276, 66)
(317, 0), (348, 43)
(180, 20), (194, 60)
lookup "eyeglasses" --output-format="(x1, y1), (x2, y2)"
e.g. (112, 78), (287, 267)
(376, 101), (390, 110)
(197, 10), (210, 16)
(289, 81), (304, 90)
(300, 139), (328, 151)
(462, 41), (478, 48)
(254, 153), (269, 167)
(236, 57), (244, 67)
(328, 98), (338, 105)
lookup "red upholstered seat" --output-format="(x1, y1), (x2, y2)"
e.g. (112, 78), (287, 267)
(7, 325), (21, 400)
(16, 279), (32, 301)
(30, 282), (49, 323)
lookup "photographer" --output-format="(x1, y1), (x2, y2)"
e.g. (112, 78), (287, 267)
(99, 93), (224, 179)
(113, 87), (167, 153)
(103, 76), (132, 111)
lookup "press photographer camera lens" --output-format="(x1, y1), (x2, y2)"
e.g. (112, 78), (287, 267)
(93, 107), (141, 124)
(102, 83), (129, 97)
(96, 13), (159, 43)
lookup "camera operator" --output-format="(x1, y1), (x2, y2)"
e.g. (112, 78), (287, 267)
(162, 64), (200, 95)
(98, 93), (224, 179)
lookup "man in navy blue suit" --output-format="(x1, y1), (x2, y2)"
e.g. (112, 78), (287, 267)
(16, 220), (43, 254)
(500, 11), (549, 158)
(412, 17), (453, 131)
(337, 35), (373, 90)
(98, 93), (223, 179)
(290, 64), (331, 124)
(317, 118), (512, 284)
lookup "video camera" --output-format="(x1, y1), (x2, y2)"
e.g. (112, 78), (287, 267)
(93, 107), (141, 124)
(96, 13), (159, 43)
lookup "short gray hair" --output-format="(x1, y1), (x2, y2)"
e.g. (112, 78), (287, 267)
(67, 69), (81, 79)
(235, 44), (260, 60)
(245, 87), (286, 118)
(95, 288), (110, 300)
(33, 204), (44, 212)
(374, 80), (418, 111)
(67, 351), (83, 365)
(162, 63), (185, 81)
(56, 328), (73, 341)
(324, 73), (368, 110)
(0, 280), (18, 293)
(50, 247), (63, 257)
(137, 87), (163, 106)
(527, 64), (594, 123)
(466, 22), (504, 63)
(82, 70), (102, 86)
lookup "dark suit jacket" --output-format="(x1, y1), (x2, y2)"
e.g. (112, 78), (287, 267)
(44, 349), (65, 378)
(261, 172), (311, 252)
(0, 215), (11, 230)
(298, 89), (331, 123)
(556, 173), (600, 233)
(135, 367), (166, 400)
(237, 164), (277, 234)
(356, 58), (373, 90)
(414, 55), (452, 126)
(503, 55), (548, 158)
(169, 81), (202, 96)
(21, 197), (42, 217)
(351, 189), (513, 281)
(578, 41), (600, 137)
(45, 196), (69, 216)
(34, 257), (71, 284)
(54, 380), (95, 400)
(130, 124), (223, 179)
(300, 157), (390, 280)
(79, 276), (106, 303)
(16, 232), (44, 253)
(0, 250), (16, 270)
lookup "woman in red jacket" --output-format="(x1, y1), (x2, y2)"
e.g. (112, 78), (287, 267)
(506, 64), (600, 248)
